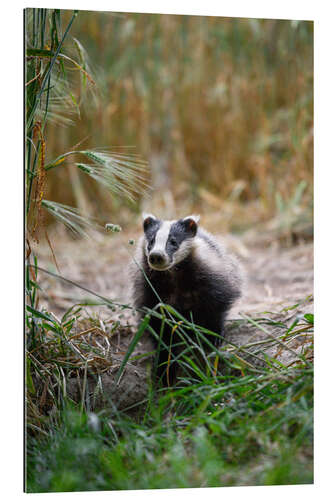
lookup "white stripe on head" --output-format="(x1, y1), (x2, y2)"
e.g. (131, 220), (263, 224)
(152, 221), (172, 254)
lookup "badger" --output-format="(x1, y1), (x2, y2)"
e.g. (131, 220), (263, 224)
(131, 213), (243, 385)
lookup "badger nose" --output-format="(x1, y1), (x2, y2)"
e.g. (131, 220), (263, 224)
(149, 252), (166, 266)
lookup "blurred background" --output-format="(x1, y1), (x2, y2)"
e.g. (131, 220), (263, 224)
(28, 9), (313, 239)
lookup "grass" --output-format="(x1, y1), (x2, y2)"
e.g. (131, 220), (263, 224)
(43, 12), (313, 230)
(25, 291), (313, 492)
(25, 8), (148, 242)
(26, 359), (313, 491)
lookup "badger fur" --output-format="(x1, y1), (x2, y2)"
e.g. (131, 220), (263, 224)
(131, 213), (243, 385)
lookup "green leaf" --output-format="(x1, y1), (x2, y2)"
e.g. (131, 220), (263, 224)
(26, 356), (35, 394)
(26, 305), (54, 322)
(304, 313), (314, 325)
(115, 314), (151, 384)
(26, 48), (54, 57)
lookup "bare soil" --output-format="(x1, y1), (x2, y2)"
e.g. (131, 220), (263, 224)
(31, 225), (313, 411)
(33, 225), (313, 318)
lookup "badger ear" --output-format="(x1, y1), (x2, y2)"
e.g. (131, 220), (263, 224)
(181, 215), (200, 236)
(142, 213), (158, 232)
(184, 214), (200, 224)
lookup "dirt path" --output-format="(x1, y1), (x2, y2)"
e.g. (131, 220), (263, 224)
(31, 226), (313, 411)
(33, 226), (313, 320)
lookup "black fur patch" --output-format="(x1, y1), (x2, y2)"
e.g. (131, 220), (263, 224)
(143, 217), (161, 252)
(133, 249), (240, 385)
(163, 219), (197, 259)
(135, 218), (242, 385)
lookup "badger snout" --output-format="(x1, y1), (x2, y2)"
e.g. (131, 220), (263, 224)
(148, 251), (170, 270)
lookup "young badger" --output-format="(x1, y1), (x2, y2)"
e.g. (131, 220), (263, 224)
(131, 213), (243, 384)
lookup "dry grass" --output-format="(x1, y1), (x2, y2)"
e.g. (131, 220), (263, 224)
(43, 13), (313, 231)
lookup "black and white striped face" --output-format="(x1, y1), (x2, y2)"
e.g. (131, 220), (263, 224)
(142, 214), (200, 271)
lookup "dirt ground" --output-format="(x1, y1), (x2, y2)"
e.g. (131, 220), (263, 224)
(33, 223), (313, 320)
(30, 224), (313, 411)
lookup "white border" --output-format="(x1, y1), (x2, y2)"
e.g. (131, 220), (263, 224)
(12, 0), (317, 20)
(2, 1), (332, 498)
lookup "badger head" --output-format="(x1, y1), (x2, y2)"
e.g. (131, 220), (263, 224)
(142, 213), (200, 271)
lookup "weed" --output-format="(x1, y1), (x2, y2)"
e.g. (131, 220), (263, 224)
(25, 287), (313, 491)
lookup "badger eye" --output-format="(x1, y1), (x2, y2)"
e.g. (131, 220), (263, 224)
(170, 238), (178, 247)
